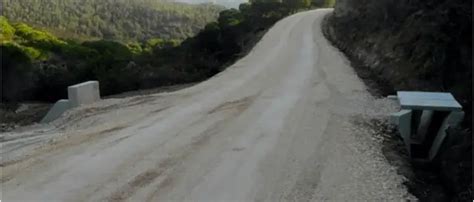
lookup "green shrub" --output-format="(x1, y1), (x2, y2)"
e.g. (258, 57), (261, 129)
(0, 16), (15, 42)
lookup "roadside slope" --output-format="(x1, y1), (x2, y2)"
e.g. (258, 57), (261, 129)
(1, 9), (414, 201)
(324, 1), (472, 200)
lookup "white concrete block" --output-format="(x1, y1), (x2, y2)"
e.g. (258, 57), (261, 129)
(68, 81), (100, 107)
(390, 109), (412, 154)
(397, 91), (463, 111)
(387, 95), (398, 100)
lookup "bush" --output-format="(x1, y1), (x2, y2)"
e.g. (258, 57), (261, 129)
(1, 43), (35, 102)
(2, 1), (318, 103)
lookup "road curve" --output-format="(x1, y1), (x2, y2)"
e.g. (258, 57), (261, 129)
(1, 9), (414, 201)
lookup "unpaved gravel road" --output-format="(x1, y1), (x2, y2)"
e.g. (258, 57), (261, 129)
(1, 9), (414, 201)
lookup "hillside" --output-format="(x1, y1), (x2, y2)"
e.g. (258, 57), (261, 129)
(1, 0), (334, 106)
(176, 0), (247, 8)
(325, 0), (471, 124)
(324, 0), (471, 200)
(3, 0), (224, 41)
(0, 1), (286, 103)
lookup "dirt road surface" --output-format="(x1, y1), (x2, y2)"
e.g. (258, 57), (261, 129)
(1, 9), (414, 201)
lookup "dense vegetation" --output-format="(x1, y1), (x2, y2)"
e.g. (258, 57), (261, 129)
(1, 15), (180, 102)
(326, 0), (471, 126)
(3, 0), (224, 41)
(1, 0), (333, 103)
(325, 0), (471, 200)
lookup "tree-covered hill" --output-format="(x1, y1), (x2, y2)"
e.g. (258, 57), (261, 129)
(176, 0), (247, 8)
(3, 0), (224, 41)
(1, 0), (334, 103)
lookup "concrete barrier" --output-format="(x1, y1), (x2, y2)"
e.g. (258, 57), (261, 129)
(41, 81), (101, 123)
(391, 91), (464, 161)
(68, 81), (100, 108)
(41, 99), (71, 123)
(390, 109), (412, 140)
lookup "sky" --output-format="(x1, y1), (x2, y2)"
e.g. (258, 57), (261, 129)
(175, 0), (248, 8)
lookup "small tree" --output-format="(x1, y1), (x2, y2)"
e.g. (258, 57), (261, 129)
(324, 0), (336, 8)
(0, 16), (15, 42)
(283, 0), (311, 12)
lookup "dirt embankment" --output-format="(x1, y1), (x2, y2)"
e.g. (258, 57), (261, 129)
(323, 1), (472, 201)
(0, 103), (51, 132)
(325, 0), (472, 125)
